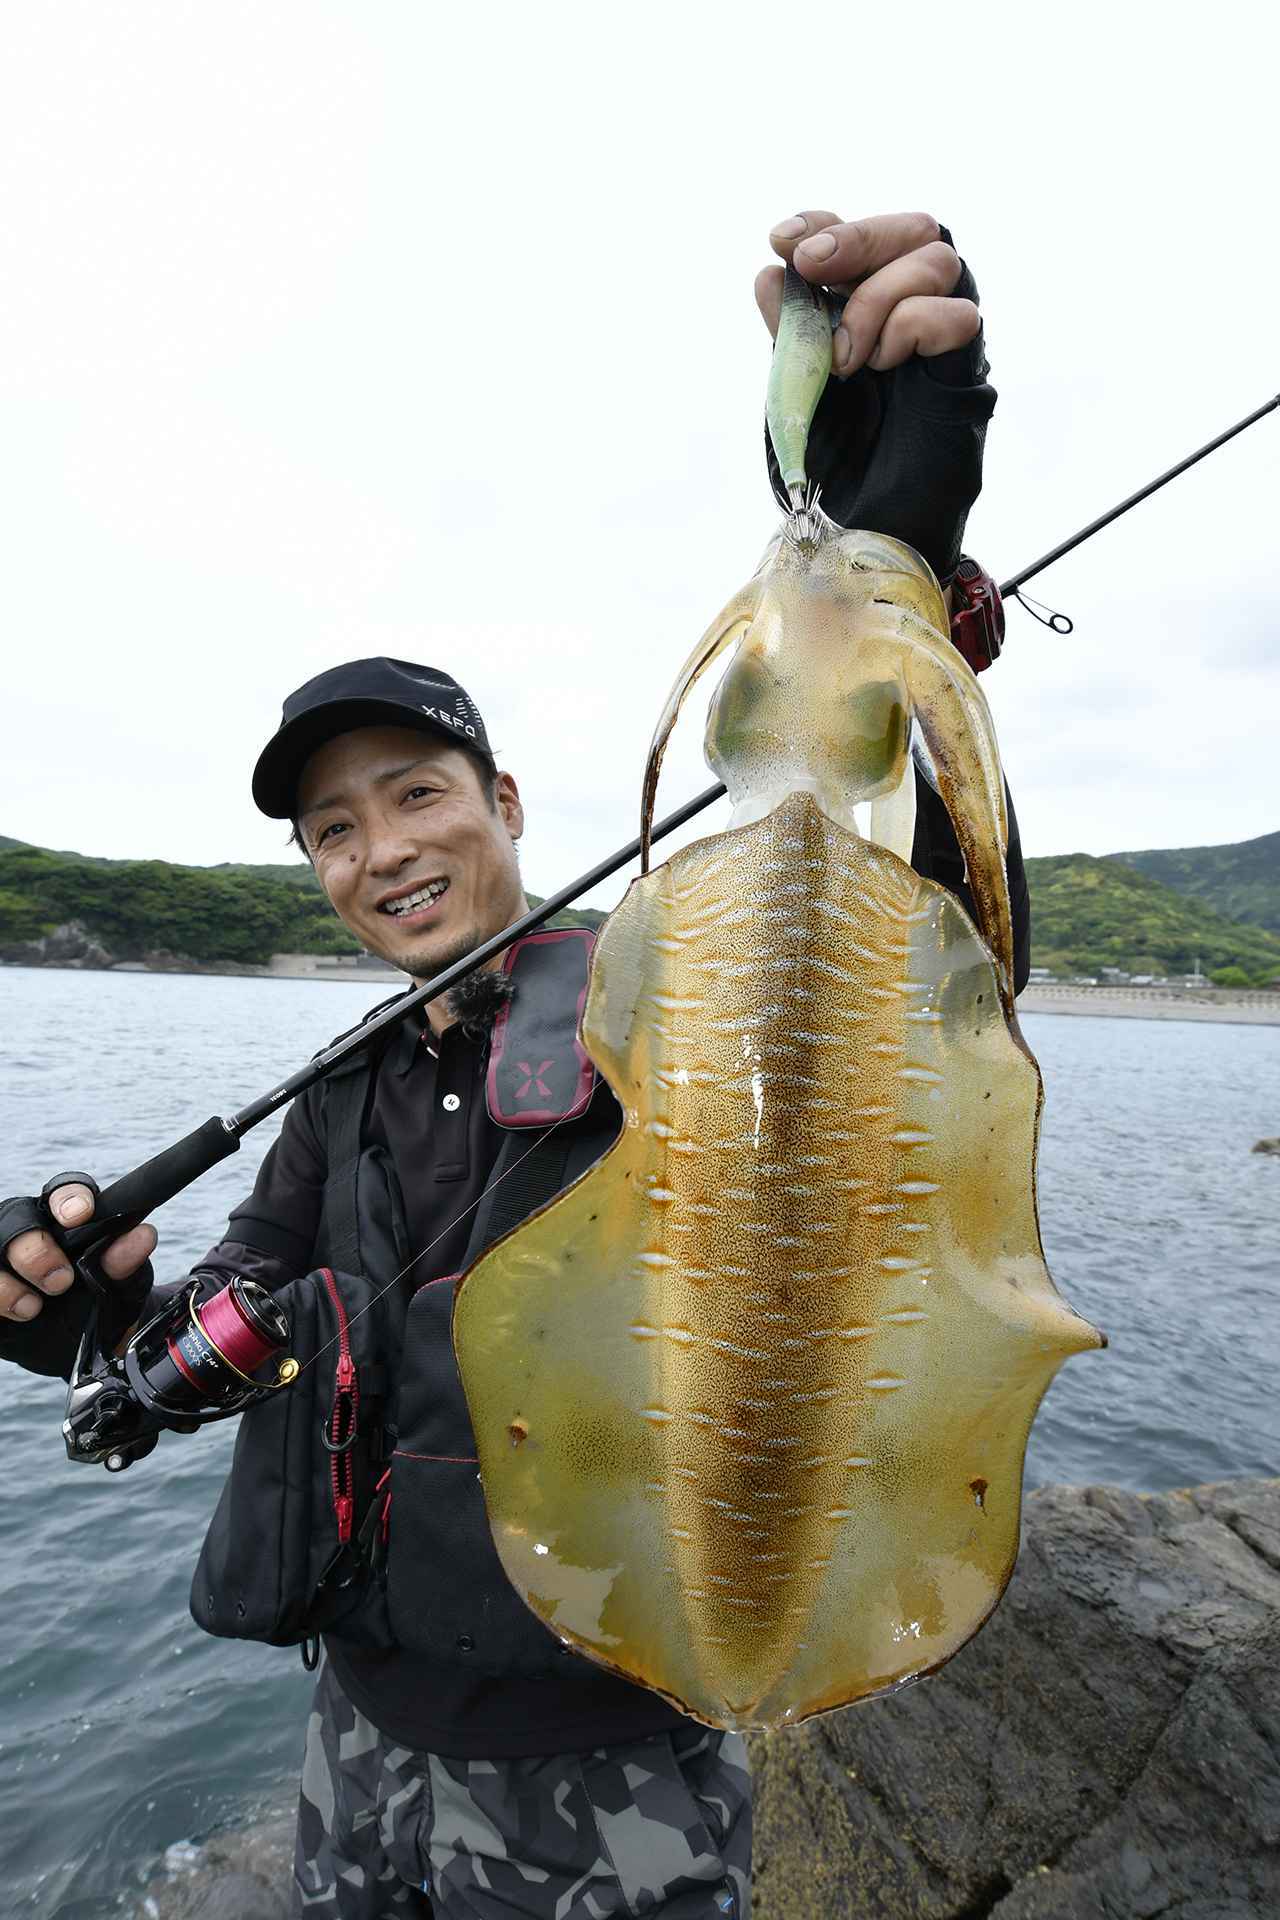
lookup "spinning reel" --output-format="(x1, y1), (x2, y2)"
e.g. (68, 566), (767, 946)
(64, 1272), (296, 1473)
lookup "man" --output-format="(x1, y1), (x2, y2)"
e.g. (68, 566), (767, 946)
(0, 209), (1028, 1917)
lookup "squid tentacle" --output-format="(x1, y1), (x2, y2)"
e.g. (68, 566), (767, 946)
(640, 589), (757, 872)
(894, 610), (1015, 1015)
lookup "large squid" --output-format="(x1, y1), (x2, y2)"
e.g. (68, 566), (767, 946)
(453, 271), (1104, 1731)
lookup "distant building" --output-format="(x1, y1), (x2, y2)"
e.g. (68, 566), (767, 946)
(1099, 967), (1131, 984)
(1026, 966), (1056, 983)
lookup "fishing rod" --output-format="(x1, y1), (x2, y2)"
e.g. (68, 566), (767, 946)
(56, 389), (1279, 1280)
(56, 778), (724, 1277)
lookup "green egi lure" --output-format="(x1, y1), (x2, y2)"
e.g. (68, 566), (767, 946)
(765, 265), (834, 508)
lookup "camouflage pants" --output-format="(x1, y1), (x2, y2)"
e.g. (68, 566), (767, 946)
(293, 1657), (752, 1919)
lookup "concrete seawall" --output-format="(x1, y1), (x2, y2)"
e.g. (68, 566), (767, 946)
(262, 951), (406, 985)
(1019, 984), (1280, 1026)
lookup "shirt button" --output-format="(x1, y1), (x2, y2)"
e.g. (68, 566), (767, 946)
(442, 1093), (461, 1113)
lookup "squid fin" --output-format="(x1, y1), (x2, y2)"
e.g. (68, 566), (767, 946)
(640, 587), (757, 871)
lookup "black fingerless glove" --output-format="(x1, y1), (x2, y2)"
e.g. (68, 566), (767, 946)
(0, 1175), (152, 1380)
(765, 229), (996, 584)
(0, 1190), (98, 1373)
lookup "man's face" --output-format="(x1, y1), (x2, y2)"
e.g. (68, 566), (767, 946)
(296, 726), (526, 984)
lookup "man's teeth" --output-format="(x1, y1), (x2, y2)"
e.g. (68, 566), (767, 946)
(382, 881), (449, 917)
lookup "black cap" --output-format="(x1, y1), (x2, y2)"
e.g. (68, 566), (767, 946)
(252, 657), (492, 819)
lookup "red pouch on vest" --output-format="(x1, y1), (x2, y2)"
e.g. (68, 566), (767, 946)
(486, 928), (597, 1127)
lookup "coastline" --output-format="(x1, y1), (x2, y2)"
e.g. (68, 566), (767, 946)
(0, 952), (406, 987)
(5, 956), (1280, 1023)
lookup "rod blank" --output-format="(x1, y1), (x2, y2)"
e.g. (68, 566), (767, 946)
(1000, 393), (1278, 598)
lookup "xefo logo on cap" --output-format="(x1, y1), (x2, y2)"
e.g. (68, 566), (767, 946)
(421, 703), (478, 740)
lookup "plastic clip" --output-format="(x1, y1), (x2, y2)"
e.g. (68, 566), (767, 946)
(320, 1409), (358, 1454)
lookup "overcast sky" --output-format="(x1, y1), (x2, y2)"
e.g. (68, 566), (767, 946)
(2, 1), (1276, 913)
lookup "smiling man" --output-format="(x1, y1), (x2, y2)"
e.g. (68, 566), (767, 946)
(242, 657), (765, 1917)
(0, 209), (1031, 1918)
(265, 659), (529, 1002)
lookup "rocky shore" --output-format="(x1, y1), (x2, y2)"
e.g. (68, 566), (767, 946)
(749, 1477), (1280, 1919)
(139, 1477), (1280, 1919)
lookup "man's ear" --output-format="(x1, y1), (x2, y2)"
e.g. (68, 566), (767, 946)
(496, 771), (524, 841)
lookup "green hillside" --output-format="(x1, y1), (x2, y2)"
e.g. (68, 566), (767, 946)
(1108, 829), (1280, 933)
(209, 859), (318, 889)
(3, 830), (1275, 984)
(0, 844), (361, 967)
(1025, 851), (1280, 984)
(0, 838), (602, 969)
(0, 832), (114, 863)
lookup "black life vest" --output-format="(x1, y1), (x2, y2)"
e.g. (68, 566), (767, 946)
(191, 929), (621, 1679)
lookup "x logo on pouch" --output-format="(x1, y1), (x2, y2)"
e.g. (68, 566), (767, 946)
(514, 1060), (554, 1102)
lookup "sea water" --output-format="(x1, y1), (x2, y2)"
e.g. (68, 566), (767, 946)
(0, 968), (1277, 1916)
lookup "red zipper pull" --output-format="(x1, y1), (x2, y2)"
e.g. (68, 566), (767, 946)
(335, 1494), (354, 1543)
(336, 1352), (355, 1392)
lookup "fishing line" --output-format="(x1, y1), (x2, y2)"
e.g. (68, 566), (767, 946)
(293, 1107), (575, 1379)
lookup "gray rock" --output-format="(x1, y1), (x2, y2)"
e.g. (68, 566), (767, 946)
(138, 1810), (294, 1918)
(0, 920), (258, 977)
(0, 918), (117, 968)
(183, 1873), (288, 1920)
(749, 1478), (1280, 1918)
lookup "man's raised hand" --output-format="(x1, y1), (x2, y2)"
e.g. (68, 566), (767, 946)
(755, 210), (981, 376)
(753, 205), (996, 586)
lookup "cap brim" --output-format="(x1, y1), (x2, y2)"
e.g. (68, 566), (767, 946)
(252, 700), (472, 819)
